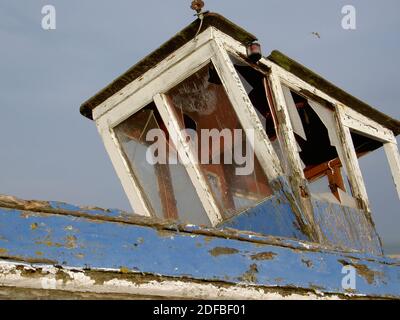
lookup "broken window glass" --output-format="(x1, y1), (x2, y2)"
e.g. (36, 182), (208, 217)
(351, 131), (399, 251)
(166, 63), (273, 219)
(230, 55), (284, 166)
(282, 87), (356, 206)
(114, 102), (211, 226)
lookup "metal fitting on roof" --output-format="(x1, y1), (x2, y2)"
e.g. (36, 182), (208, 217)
(191, 0), (205, 14)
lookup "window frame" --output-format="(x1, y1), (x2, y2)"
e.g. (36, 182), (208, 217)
(94, 27), (283, 226)
(274, 85), (358, 205)
(212, 27), (400, 209)
(94, 26), (400, 226)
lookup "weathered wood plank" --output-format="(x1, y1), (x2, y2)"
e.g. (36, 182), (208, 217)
(154, 94), (223, 226)
(335, 104), (371, 213)
(97, 120), (152, 217)
(339, 106), (396, 143)
(92, 28), (215, 121)
(1, 204), (400, 298)
(384, 141), (400, 199)
(211, 37), (282, 182)
(268, 69), (321, 242)
(0, 261), (345, 300)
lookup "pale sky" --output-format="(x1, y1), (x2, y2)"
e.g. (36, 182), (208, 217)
(0, 0), (399, 253)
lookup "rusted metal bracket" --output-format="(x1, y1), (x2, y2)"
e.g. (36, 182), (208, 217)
(191, 0), (205, 14)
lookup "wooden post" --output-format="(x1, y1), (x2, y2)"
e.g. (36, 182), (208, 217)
(210, 39), (283, 182)
(384, 140), (400, 200)
(154, 93), (224, 226)
(335, 104), (370, 212)
(267, 69), (321, 242)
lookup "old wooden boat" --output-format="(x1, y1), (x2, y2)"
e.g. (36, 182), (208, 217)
(1, 8), (400, 299)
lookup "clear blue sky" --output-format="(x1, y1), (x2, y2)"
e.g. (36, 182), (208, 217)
(0, 0), (399, 252)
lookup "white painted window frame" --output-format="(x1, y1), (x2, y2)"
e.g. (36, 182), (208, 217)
(93, 27), (283, 226)
(213, 28), (400, 205)
(337, 104), (400, 201)
(93, 25), (399, 226)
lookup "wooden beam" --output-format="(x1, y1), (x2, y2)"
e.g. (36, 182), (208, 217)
(154, 94), (224, 226)
(335, 104), (370, 212)
(211, 37), (282, 182)
(339, 106), (396, 144)
(99, 44), (215, 128)
(268, 69), (320, 242)
(93, 28), (215, 121)
(268, 70), (307, 178)
(96, 118), (152, 217)
(384, 140), (400, 200)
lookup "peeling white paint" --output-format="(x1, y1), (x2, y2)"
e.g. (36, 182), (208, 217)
(0, 261), (344, 300)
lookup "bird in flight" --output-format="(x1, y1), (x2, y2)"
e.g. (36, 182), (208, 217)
(311, 32), (321, 39)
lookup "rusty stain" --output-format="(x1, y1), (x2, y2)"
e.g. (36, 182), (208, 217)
(35, 240), (63, 248)
(55, 270), (74, 283)
(353, 264), (384, 285)
(0, 248), (9, 255)
(254, 243), (266, 248)
(120, 266), (130, 274)
(209, 247), (239, 257)
(301, 258), (314, 268)
(35, 251), (43, 256)
(203, 236), (213, 244)
(166, 54), (176, 62)
(0, 254), (57, 265)
(239, 264), (258, 283)
(339, 260), (384, 285)
(250, 252), (277, 261)
(30, 223), (39, 230)
(65, 235), (77, 249)
(15, 265), (47, 278)
(309, 284), (326, 292)
(157, 229), (176, 238)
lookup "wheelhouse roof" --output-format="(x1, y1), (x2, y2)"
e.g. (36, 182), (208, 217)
(80, 12), (400, 135)
(79, 12), (257, 120)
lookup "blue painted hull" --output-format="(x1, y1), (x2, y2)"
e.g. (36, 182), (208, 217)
(0, 196), (399, 299)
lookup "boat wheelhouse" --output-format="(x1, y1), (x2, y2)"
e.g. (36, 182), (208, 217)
(1, 9), (400, 299)
(81, 12), (400, 255)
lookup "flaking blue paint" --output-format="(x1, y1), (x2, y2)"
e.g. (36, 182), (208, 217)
(49, 201), (126, 218)
(312, 198), (383, 255)
(221, 177), (309, 241)
(220, 195), (308, 241)
(0, 204), (399, 298)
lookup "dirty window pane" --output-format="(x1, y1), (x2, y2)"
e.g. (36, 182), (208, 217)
(282, 87), (355, 206)
(350, 131), (388, 208)
(351, 132), (400, 253)
(166, 63), (273, 218)
(114, 102), (210, 226)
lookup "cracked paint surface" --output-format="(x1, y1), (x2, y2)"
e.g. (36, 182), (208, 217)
(0, 198), (400, 299)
